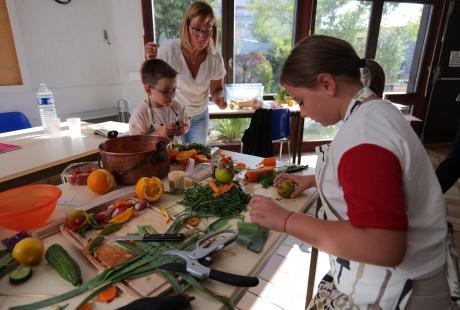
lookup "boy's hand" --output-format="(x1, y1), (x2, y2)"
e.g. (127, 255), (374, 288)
(145, 42), (157, 60)
(215, 97), (227, 109)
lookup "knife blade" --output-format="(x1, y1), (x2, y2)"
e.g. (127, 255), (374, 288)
(110, 233), (185, 242)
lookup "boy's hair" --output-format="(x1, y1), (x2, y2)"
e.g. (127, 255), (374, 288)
(141, 59), (177, 86)
(281, 35), (385, 97)
(179, 1), (218, 55)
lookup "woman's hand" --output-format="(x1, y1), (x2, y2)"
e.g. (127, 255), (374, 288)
(145, 42), (157, 60)
(215, 97), (227, 109)
(273, 173), (316, 198)
(248, 195), (293, 232)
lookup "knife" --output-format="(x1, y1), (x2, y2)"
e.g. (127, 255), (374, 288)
(110, 233), (185, 242)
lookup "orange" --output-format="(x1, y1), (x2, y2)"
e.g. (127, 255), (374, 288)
(176, 150), (197, 165)
(109, 207), (133, 224)
(135, 176), (164, 202)
(87, 169), (115, 194)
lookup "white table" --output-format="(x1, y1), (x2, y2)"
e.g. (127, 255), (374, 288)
(0, 150), (318, 310)
(0, 122), (128, 191)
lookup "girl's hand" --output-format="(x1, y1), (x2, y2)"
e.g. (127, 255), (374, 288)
(145, 42), (157, 60)
(248, 195), (293, 232)
(273, 173), (316, 198)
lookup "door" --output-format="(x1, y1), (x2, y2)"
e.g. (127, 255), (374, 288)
(423, 0), (460, 143)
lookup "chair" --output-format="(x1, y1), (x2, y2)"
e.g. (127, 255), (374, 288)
(271, 108), (291, 161)
(0, 112), (32, 134)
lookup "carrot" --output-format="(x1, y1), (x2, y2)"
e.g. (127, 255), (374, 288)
(78, 303), (93, 310)
(259, 157), (276, 167)
(213, 182), (234, 197)
(235, 162), (247, 169)
(186, 217), (200, 227)
(96, 286), (117, 303)
(245, 167), (275, 182)
(209, 180), (220, 193)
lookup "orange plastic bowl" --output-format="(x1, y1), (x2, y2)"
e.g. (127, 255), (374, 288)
(0, 184), (62, 232)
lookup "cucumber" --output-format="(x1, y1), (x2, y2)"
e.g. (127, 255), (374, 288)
(45, 244), (82, 286)
(9, 265), (33, 284)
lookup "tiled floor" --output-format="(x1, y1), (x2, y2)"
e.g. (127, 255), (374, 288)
(237, 145), (460, 310)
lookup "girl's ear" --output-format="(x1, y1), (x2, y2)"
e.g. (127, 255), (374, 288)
(317, 73), (337, 96)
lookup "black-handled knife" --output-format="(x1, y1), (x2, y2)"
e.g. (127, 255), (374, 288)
(110, 233), (185, 242)
(159, 262), (259, 287)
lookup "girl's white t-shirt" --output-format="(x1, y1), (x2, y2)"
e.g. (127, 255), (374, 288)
(157, 39), (226, 117)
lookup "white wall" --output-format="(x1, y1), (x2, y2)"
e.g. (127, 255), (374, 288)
(0, 0), (146, 126)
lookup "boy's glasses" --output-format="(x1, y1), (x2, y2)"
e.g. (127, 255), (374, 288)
(190, 25), (214, 37)
(151, 86), (176, 97)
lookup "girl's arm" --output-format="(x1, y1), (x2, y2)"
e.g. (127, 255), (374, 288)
(248, 196), (406, 267)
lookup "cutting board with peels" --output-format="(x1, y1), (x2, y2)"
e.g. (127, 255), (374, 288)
(60, 206), (180, 298)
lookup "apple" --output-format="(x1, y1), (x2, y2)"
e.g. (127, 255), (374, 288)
(276, 179), (297, 198)
(214, 167), (234, 184)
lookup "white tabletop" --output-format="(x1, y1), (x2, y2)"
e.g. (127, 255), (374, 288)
(0, 123), (117, 184)
(0, 150), (318, 310)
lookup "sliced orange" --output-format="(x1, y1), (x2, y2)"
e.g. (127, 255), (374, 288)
(87, 169), (115, 194)
(194, 154), (210, 163)
(143, 177), (164, 202)
(135, 177), (150, 199)
(176, 150), (197, 165)
(109, 207), (133, 224)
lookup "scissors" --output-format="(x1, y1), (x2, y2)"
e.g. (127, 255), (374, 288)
(160, 229), (259, 287)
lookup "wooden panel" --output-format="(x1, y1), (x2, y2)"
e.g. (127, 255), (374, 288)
(0, 0), (22, 85)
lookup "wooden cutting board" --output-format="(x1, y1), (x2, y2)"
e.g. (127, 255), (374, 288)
(60, 203), (179, 298)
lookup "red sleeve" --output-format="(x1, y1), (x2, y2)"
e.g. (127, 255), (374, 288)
(338, 144), (408, 231)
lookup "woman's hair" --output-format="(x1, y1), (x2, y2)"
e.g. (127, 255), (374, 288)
(179, 1), (218, 54)
(141, 59), (177, 86)
(281, 35), (385, 97)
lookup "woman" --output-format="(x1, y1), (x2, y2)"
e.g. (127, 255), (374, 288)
(249, 35), (454, 309)
(145, 2), (226, 144)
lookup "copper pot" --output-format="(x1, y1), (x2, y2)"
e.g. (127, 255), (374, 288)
(99, 135), (170, 185)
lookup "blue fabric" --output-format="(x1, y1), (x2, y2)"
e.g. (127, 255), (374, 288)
(271, 108), (290, 140)
(0, 112), (32, 134)
(181, 108), (209, 144)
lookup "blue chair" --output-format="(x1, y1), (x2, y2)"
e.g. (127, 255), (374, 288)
(0, 112), (32, 134)
(271, 108), (291, 160)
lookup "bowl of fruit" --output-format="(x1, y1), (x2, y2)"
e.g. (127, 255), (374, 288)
(0, 184), (62, 231)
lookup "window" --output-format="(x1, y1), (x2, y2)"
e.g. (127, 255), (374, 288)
(233, 0), (295, 93)
(376, 2), (432, 94)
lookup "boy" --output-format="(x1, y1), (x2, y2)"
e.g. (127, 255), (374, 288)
(129, 59), (189, 142)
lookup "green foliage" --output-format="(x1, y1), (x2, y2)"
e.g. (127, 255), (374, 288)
(212, 119), (250, 141)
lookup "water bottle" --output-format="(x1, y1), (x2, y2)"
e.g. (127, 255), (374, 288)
(36, 83), (58, 132)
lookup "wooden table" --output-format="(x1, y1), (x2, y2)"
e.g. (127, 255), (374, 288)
(0, 151), (317, 310)
(209, 103), (304, 164)
(0, 122), (128, 191)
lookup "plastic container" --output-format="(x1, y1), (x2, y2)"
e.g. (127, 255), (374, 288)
(61, 162), (99, 185)
(0, 184), (62, 231)
(224, 83), (264, 103)
(36, 83), (58, 133)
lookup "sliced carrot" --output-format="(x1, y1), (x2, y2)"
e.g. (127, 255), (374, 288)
(259, 157), (276, 167)
(78, 303), (93, 310)
(213, 182), (234, 197)
(235, 162), (247, 169)
(245, 167), (275, 182)
(186, 217), (200, 227)
(209, 180), (220, 193)
(96, 286), (117, 303)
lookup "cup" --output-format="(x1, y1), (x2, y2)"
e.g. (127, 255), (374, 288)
(67, 118), (81, 137)
(47, 118), (61, 137)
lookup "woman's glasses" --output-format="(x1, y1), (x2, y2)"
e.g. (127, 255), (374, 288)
(190, 25), (214, 37)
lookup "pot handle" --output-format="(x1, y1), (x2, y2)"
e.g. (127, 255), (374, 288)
(112, 140), (167, 177)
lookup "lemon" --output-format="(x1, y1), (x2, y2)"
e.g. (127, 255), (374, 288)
(12, 237), (44, 265)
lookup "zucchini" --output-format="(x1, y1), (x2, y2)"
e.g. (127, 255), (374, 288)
(9, 265), (33, 284)
(45, 244), (82, 286)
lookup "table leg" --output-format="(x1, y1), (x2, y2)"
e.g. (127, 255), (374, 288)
(297, 117), (304, 164)
(306, 247), (318, 305)
(292, 112), (301, 164)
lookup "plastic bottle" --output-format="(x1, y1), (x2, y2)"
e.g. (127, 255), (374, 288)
(36, 83), (58, 132)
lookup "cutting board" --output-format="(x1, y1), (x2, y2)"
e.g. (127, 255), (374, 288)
(60, 203), (180, 298)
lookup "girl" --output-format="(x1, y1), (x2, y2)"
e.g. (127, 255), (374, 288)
(248, 35), (454, 309)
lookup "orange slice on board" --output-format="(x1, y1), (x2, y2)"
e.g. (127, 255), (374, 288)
(109, 207), (133, 224)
